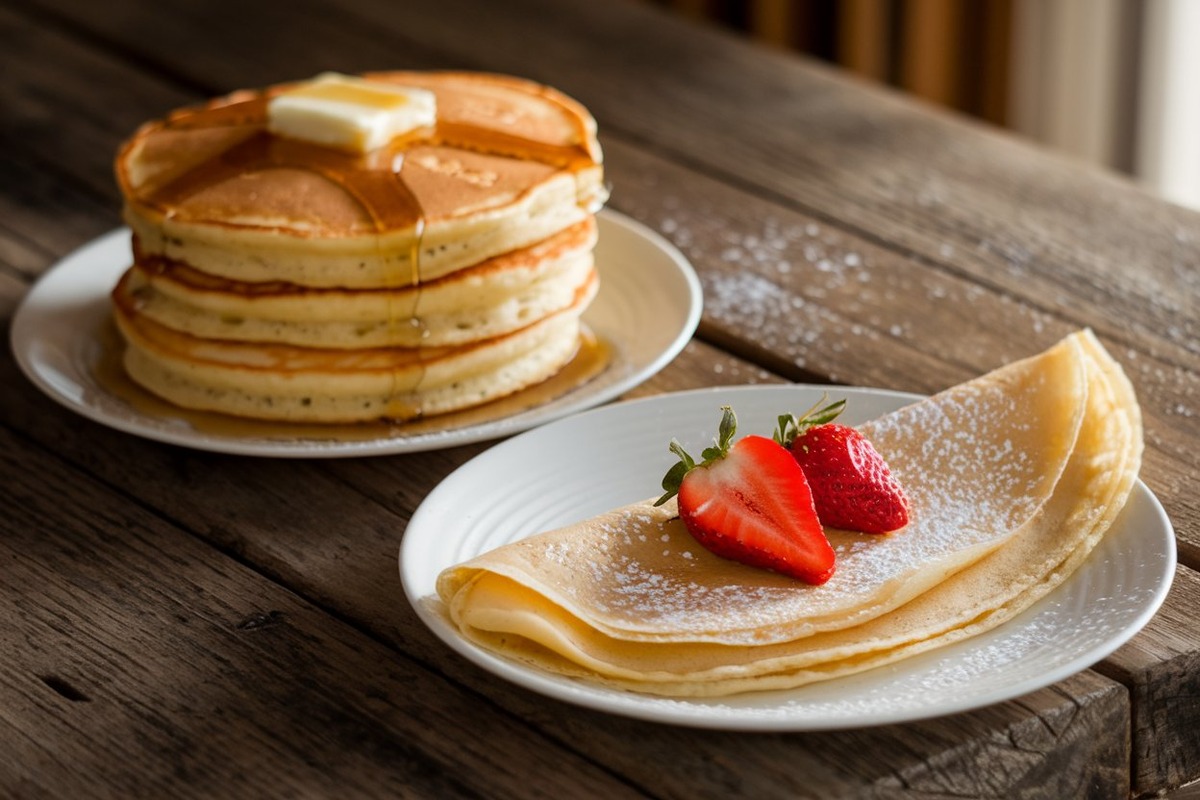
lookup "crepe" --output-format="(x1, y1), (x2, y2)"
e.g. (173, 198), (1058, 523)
(434, 330), (1142, 696)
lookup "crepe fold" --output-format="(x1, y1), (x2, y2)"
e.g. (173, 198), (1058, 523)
(434, 330), (1142, 696)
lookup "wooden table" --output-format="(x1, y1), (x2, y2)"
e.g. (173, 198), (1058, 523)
(3, 0), (1198, 797)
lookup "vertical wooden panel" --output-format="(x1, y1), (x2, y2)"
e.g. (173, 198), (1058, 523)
(899, 0), (965, 107)
(667, 0), (712, 20)
(977, 0), (1012, 124)
(839, 0), (893, 81)
(748, 0), (798, 48)
(645, 0), (1020, 126)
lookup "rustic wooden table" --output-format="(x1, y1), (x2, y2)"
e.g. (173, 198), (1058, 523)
(3, 0), (1198, 797)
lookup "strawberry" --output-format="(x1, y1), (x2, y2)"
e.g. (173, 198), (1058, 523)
(655, 406), (835, 585)
(774, 397), (910, 534)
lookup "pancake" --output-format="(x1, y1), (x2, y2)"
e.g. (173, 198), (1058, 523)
(111, 71), (609, 423)
(116, 71), (606, 289)
(115, 217), (597, 349)
(434, 330), (1142, 696)
(113, 270), (596, 423)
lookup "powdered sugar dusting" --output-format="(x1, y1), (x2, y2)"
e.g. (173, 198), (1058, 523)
(486, 340), (1085, 645)
(622, 190), (1119, 374)
(639, 208), (904, 373)
(528, 506), (807, 639)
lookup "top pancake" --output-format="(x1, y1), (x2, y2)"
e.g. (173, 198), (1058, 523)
(116, 72), (606, 288)
(434, 330), (1143, 696)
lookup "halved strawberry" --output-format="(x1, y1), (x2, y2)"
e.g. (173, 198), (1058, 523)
(775, 396), (910, 535)
(655, 406), (835, 585)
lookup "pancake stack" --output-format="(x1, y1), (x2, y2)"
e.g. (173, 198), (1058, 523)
(436, 330), (1143, 696)
(112, 71), (607, 423)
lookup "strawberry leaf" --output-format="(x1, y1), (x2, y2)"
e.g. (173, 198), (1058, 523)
(655, 406), (740, 506)
(668, 439), (696, 471)
(716, 405), (737, 451)
(773, 395), (846, 448)
(656, 455), (691, 506)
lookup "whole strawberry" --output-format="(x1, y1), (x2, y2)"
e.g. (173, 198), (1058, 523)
(775, 397), (910, 535)
(656, 406), (836, 585)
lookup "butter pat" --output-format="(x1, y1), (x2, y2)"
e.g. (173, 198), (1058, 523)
(267, 73), (436, 153)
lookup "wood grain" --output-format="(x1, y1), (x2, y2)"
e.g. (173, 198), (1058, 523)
(600, 139), (1200, 577)
(2, 0), (1198, 795)
(1, 8), (1196, 792)
(13, 0), (1196, 572)
(0, 427), (646, 799)
(838, 0), (892, 81)
(899, 0), (965, 106)
(0, 326), (1136, 798)
(1098, 565), (1200, 795)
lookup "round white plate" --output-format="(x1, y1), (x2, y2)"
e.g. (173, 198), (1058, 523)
(9, 210), (701, 457)
(401, 384), (1177, 731)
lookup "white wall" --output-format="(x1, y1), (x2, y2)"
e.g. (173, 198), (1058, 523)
(1136, 0), (1200, 211)
(1009, 0), (1200, 211)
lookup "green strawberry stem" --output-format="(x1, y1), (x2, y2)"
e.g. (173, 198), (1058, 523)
(655, 405), (737, 506)
(773, 395), (846, 449)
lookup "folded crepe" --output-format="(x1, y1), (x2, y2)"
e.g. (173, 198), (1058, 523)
(434, 330), (1142, 696)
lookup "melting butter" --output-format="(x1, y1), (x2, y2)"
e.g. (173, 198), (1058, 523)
(267, 73), (436, 153)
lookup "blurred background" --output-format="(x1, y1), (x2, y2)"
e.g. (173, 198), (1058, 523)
(644, 0), (1200, 211)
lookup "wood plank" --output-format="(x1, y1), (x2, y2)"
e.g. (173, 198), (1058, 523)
(4, 0), (1198, 616)
(2, 3), (1190, 796)
(19, 0), (1197, 374)
(0, 427), (644, 799)
(1098, 565), (1200, 795)
(663, 0), (712, 21)
(0, 150), (117, 275)
(0, 225), (1162, 800)
(0, 4), (198, 201)
(0, 318), (1136, 799)
(1168, 779), (1200, 799)
(604, 135), (1200, 794)
(15, 0), (1195, 570)
(2, 0), (1200, 700)
(330, 0), (1196, 373)
(597, 139), (1200, 573)
(0, 249), (1140, 798)
(6, 1), (1197, 461)
(0, 269), (28, 322)
(3, 0), (1196, 578)
(16, 0), (1198, 367)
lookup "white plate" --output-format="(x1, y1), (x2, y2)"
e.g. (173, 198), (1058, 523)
(401, 384), (1177, 731)
(9, 210), (701, 457)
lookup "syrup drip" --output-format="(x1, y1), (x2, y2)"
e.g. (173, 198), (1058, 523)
(133, 79), (598, 417)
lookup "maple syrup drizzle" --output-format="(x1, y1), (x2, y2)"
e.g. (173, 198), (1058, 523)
(130, 78), (600, 421)
(389, 210), (428, 416)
